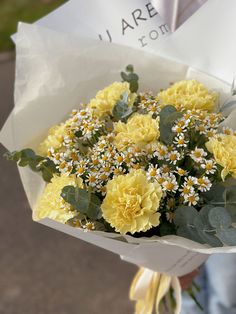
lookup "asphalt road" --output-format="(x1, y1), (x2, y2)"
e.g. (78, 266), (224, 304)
(0, 56), (136, 314)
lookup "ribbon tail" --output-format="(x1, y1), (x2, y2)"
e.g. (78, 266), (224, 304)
(130, 268), (182, 314)
(171, 277), (182, 314)
(155, 274), (172, 314)
(130, 268), (160, 314)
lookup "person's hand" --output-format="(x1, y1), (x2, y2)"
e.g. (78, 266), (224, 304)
(179, 269), (200, 290)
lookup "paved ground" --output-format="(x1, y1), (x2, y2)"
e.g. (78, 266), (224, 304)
(0, 56), (136, 314)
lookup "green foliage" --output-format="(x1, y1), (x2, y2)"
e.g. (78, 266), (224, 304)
(208, 207), (232, 229)
(203, 182), (236, 222)
(159, 105), (183, 145)
(174, 205), (205, 244)
(193, 205), (222, 247)
(120, 64), (139, 93)
(159, 221), (176, 236)
(112, 92), (135, 122)
(224, 185), (236, 222)
(174, 202), (236, 246)
(61, 186), (102, 220)
(174, 181), (236, 247)
(216, 229), (236, 246)
(202, 183), (225, 206)
(4, 148), (57, 182)
(0, 0), (66, 51)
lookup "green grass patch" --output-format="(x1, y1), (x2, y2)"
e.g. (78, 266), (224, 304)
(0, 0), (66, 51)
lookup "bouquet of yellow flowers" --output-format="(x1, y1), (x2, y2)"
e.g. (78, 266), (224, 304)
(2, 20), (236, 314)
(6, 65), (236, 246)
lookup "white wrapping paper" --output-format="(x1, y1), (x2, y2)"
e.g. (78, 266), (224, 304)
(12, 0), (170, 51)
(13, 0), (236, 85)
(152, 0), (207, 31)
(1, 21), (236, 277)
(157, 0), (236, 84)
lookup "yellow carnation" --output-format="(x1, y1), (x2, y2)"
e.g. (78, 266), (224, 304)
(157, 80), (218, 112)
(38, 123), (67, 156)
(114, 113), (160, 151)
(88, 82), (136, 117)
(101, 169), (162, 234)
(206, 134), (236, 180)
(34, 174), (83, 223)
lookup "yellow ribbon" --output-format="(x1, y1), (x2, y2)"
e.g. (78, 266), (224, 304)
(130, 268), (182, 314)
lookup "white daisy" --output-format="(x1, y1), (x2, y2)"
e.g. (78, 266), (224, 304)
(162, 174), (179, 193)
(223, 127), (234, 136)
(147, 165), (158, 180)
(201, 159), (217, 175)
(172, 122), (187, 134)
(184, 176), (198, 187)
(179, 183), (195, 198)
(167, 150), (181, 165)
(190, 148), (207, 163)
(196, 176), (212, 192)
(173, 135), (189, 148)
(153, 145), (168, 160)
(184, 191), (200, 206)
(175, 167), (188, 177)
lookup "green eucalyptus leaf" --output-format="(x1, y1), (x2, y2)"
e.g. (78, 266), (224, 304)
(193, 206), (222, 247)
(198, 205), (214, 223)
(128, 73), (139, 81)
(165, 111), (183, 124)
(159, 222), (176, 236)
(174, 206), (204, 243)
(177, 225), (205, 244)
(225, 185), (236, 207)
(174, 205), (198, 226)
(174, 205), (223, 246)
(126, 64), (134, 73)
(61, 185), (80, 204)
(202, 183), (225, 206)
(112, 92), (134, 121)
(40, 159), (58, 182)
(197, 229), (222, 247)
(224, 185), (236, 222)
(4, 150), (21, 162)
(159, 105), (183, 145)
(4, 148), (57, 182)
(208, 207), (232, 229)
(194, 206), (212, 230)
(129, 80), (139, 94)
(120, 64), (139, 93)
(121, 72), (129, 82)
(226, 205), (236, 223)
(216, 228), (236, 246)
(61, 186), (102, 220)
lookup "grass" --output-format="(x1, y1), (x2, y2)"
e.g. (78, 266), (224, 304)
(0, 0), (66, 52)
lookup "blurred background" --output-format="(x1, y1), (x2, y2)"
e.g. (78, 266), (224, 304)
(0, 0), (66, 51)
(0, 1), (136, 313)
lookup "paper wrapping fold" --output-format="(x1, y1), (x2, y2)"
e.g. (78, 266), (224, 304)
(152, 0), (207, 31)
(1, 22), (236, 277)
